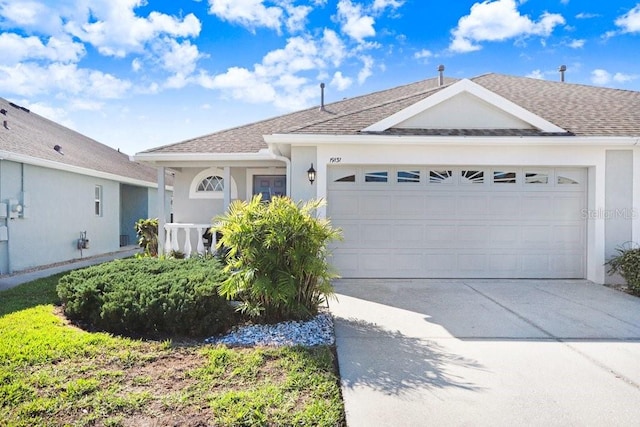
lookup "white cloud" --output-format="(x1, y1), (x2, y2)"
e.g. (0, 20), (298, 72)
(372, 0), (404, 11)
(284, 4), (313, 33)
(526, 69), (544, 79)
(613, 72), (638, 83)
(208, 0), (283, 32)
(591, 69), (611, 85)
(357, 55), (373, 84)
(69, 99), (105, 111)
(414, 49), (433, 60)
(65, 1), (201, 58)
(449, 0), (565, 53)
(576, 12), (599, 19)
(0, 33), (85, 64)
(337, 0), (376, 42)
(615, 4), (640, 33)
(24, 101), (75, 128)
(321, 29), (347, 66)
(567, 38), (585, 48)
(330, 71), (352, 90)
(0, 62), (132, 99)
(131, 58), (142, 72)
(195, 30), (353, 110)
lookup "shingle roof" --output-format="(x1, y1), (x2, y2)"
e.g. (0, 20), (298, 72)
(0, 98), (163, 185)
(142, 73), (640, 155)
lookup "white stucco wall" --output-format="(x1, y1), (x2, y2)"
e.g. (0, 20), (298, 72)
(604, 150), (634, 284)
(290, 146), (317, 203)
(1, 161), (121, 272)
(172, 167), (244, 224)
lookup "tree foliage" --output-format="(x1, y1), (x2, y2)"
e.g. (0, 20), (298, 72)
(214, 196), (342, 323)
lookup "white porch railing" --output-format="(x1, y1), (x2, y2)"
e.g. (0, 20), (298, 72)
(164, 223), (216, 257)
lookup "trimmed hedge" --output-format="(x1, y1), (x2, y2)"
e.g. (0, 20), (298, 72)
(57, 257), (235, 337)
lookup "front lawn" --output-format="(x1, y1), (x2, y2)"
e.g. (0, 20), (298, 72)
(0, 273), (345, 426)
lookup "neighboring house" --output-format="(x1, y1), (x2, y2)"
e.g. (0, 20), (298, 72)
(135, 72), (640, 284)
(0, 98), (172, 274)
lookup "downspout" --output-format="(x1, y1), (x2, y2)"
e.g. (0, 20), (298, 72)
(267, 150), (291, 197)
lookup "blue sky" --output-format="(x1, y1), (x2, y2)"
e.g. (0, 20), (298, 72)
(1, 0), (639, 154)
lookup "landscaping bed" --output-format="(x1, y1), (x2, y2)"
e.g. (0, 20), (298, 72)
(0, 272), (345, 426)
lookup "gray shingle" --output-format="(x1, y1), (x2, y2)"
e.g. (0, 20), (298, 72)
(0, 98), (163, 185)
(142, 73), (640, 155)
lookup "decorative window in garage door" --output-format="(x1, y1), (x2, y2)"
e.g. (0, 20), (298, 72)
(493, 171), (517, 184)
(397, 170), (421, 183)
(330, 167), (357, 183)
(461, 170), (484, 184)
(365, 171), (388, 183)
(525, 171), (549, 184)
(429, 170), (454, 184)
(557, 170), (580, 185)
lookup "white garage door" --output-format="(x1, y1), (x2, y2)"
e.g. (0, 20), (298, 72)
(327, 166), (586, 278)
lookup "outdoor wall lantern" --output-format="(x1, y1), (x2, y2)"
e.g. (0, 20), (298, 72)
(307, 163), (316, 184)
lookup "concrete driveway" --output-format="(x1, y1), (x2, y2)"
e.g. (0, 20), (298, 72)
(330, 279), (640, 427)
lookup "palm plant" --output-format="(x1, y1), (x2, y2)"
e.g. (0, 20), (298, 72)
(214, 195), (342, 323)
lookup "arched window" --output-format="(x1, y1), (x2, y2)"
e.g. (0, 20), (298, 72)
(189, 168), (238, 199)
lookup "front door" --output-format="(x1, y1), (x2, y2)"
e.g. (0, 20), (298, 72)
(253, 175), (286, 202)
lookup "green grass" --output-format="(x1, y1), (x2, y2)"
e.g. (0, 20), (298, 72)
(0, 270), (345, 426)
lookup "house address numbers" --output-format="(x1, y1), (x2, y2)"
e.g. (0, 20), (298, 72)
(329, 157), (342, 163)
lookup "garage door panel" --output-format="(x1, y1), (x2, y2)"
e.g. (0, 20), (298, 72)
(521, 195), (555, 219)
(393, 224), (425, 244)
(551, 225), (585, 247)
(361, 196), (392, 215)
(328, 193), (359, 217)
(328, 166), (586, 278)
(553, 197), (584, 219)
(423, 253), (457, 273)
(457, 196), (490, 216)
(456, 225), (491, 245)
(458, 254), (487, 271)
(487, 254), (519, 272)
(487, 196), (521, 217)
(361, 223), (394, 247)
(424, 196), (455, 216)
(394, 195), (425, 216)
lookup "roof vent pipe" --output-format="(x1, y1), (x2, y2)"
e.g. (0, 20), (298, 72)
(559, 65), (567, 82)
(3, 120), (8, 130)
(437, 65), (445, 86)
(319, 82), (326, 111)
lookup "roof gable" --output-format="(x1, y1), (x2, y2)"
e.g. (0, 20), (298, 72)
(362, 79), (567, 134)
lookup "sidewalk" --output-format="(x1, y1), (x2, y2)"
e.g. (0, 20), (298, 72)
(0, 246), (141, 291)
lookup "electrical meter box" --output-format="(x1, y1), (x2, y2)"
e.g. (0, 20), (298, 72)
(0, 226), (7, 241)
(0, 203), (7, 219)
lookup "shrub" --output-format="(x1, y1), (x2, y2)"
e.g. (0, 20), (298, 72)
(135, 218), (158, 257)
(57, 257), (235, 337)
(606, 244), (640, 296)
(214, 195), (342, 323)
